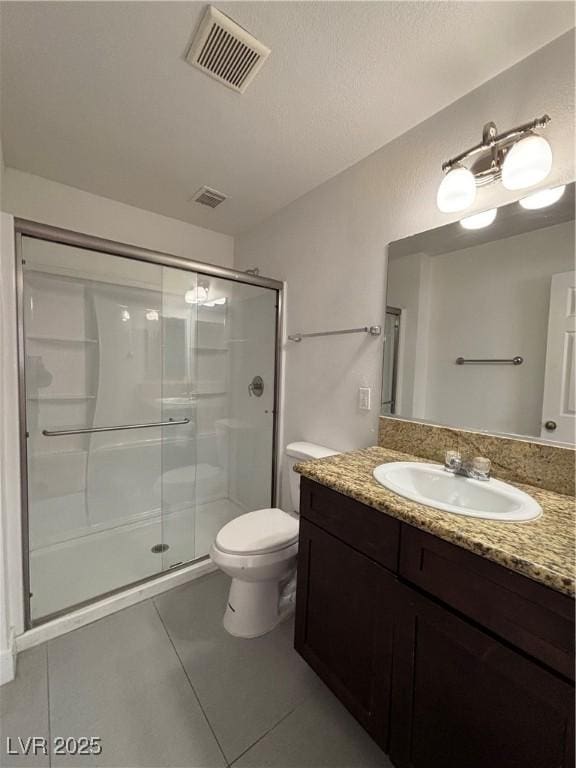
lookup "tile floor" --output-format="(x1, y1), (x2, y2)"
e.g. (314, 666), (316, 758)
(1, 572), (393, 768)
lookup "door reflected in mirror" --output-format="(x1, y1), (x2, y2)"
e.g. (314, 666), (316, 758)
(382, 182), (575, 445)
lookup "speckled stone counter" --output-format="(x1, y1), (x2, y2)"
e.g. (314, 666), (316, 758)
(295, 446), (576, 597)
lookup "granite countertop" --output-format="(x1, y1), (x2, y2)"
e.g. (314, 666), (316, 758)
(294, 446), (576, 597)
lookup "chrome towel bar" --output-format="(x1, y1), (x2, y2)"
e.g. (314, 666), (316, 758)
(42, 417), (190, 437)
(288, 325), (381, 342)
(455, 356), (523, 366)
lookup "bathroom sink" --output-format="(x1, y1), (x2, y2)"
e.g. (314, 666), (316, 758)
(373, 462), (542, 522)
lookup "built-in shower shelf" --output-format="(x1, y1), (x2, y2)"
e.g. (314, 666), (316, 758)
(29, 394), (97, 401)
(28, 335), (99, 344)
(157, 397), (197, 406)
(197, 346), (229, 352)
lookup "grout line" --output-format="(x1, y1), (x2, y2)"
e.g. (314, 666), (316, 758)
(228, 698), (307, 767)
(152, 599), (231, 767)
(45, 645), (52, 768)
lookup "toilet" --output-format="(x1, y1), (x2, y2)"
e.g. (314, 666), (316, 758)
(210, 442), (339, 638)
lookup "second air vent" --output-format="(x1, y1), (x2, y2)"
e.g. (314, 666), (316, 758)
(186, 6), (271, 93)
(193, 186), (227, 208)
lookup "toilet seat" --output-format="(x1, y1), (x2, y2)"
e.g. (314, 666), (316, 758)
(215, 508), (299, 556)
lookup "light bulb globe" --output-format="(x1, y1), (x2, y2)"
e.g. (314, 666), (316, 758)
(501, 134), (552, 191)
(460, 208), (498, 230)
(436, 167), (476, 213)
(519, 185), (566, 210)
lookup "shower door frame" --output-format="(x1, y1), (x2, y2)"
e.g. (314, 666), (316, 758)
(14, 218), (284, 630)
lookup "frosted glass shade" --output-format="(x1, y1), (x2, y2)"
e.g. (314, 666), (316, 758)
(185, 285), (209, 304)
(436, 167), (476, 212)
(501, 135), (552, 191)
(519, 185), (565, 210)
(460, 208), (497, 230)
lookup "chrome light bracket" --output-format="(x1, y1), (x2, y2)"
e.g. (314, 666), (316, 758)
(441, 114), (551, 187)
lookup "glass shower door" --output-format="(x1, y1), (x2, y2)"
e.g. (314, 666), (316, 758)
(161, 274), (278, 565)
(21, 232), (279, 624)
(158, 266), (198, 570)
(22, 238), (197, 621)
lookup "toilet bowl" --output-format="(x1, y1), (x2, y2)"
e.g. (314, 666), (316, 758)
(210, 441), (339, 638)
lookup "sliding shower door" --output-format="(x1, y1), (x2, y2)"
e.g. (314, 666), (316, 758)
(20, 231), (278, 624)
(157, 271), (278, 568)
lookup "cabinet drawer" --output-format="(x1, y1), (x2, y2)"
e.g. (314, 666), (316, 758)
(300, 478), (400, 572)
(399, 525), (575, 680)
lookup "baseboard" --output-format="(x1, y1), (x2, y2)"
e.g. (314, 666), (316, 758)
(15, 558), (217, 653)
(0, 643), (16, 686)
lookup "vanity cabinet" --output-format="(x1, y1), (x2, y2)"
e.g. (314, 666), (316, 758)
(391, 583), (574, 768)
(295, 478), (575, 768)
(295, 517), (398, 750)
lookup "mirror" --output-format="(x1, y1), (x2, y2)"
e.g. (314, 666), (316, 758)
(382, 182), (575, 445)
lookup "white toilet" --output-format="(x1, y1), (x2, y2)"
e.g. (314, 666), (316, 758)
(210, 442), (339, 638)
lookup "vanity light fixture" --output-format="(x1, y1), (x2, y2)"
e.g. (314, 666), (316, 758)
(519, 184), (566, 210)
(438, 115), (552, 213)
(460, 208), (497, 230)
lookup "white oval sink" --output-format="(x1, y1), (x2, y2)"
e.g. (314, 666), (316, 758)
(373, 462), (542, 522)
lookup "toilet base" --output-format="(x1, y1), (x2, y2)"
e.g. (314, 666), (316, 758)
(223, 578), (293, 638)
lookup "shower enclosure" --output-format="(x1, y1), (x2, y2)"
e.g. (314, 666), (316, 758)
(16, 221), (282, 626)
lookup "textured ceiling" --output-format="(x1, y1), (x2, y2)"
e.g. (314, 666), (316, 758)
(1, 1), (573, 235)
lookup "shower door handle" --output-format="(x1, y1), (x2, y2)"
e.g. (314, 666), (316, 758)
(42, 418), (190, 437)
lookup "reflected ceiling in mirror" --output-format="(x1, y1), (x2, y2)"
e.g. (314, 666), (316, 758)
(383, 182), (575, 445)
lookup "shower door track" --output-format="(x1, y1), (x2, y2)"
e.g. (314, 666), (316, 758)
(14, 218), (284, 630)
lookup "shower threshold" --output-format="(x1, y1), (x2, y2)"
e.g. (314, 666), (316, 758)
(16, 554), (216, 653)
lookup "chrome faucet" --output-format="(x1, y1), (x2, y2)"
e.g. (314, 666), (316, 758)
(444, 450), (491, 481)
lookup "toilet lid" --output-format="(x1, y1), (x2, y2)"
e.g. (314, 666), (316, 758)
(216, 508), (299, 555)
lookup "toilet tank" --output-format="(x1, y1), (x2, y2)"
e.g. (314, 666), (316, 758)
(285, 442), (339, 513)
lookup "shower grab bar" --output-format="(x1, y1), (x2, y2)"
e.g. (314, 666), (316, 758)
(288, 325), (381, 342)
(455, 356), (524, 366)
(42, 417), (190, 437)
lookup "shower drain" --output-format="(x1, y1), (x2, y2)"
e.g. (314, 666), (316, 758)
(151, 544), (169, 554)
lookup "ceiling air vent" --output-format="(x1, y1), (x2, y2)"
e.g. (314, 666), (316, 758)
(185, 6), (270, 93)
(193, 186), (227, 208)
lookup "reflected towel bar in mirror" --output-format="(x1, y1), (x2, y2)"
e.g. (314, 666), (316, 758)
(455, 356), (524, 365)
(288, 325), (381, 342)
(42, 418), (190, 437)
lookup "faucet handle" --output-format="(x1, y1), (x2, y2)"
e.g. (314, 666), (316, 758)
(471, 456), (491, 479)
(444, 450), (461, 471)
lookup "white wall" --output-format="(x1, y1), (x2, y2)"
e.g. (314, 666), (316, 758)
(2, 168), (234, 267)
(0, 212), (22, 684)
(0, 140), (20, 683)
(235, 32), (575, 505)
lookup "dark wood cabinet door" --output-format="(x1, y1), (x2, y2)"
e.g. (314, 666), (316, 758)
(391, 584), (575, 768)
(295, 518), (398, 750)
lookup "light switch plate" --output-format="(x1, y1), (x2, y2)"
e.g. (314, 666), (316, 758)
(359, 386), (371, 410)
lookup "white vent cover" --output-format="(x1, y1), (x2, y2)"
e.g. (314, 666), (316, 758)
(192, 186), (227, 208)
(185, 6), (270, 93)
